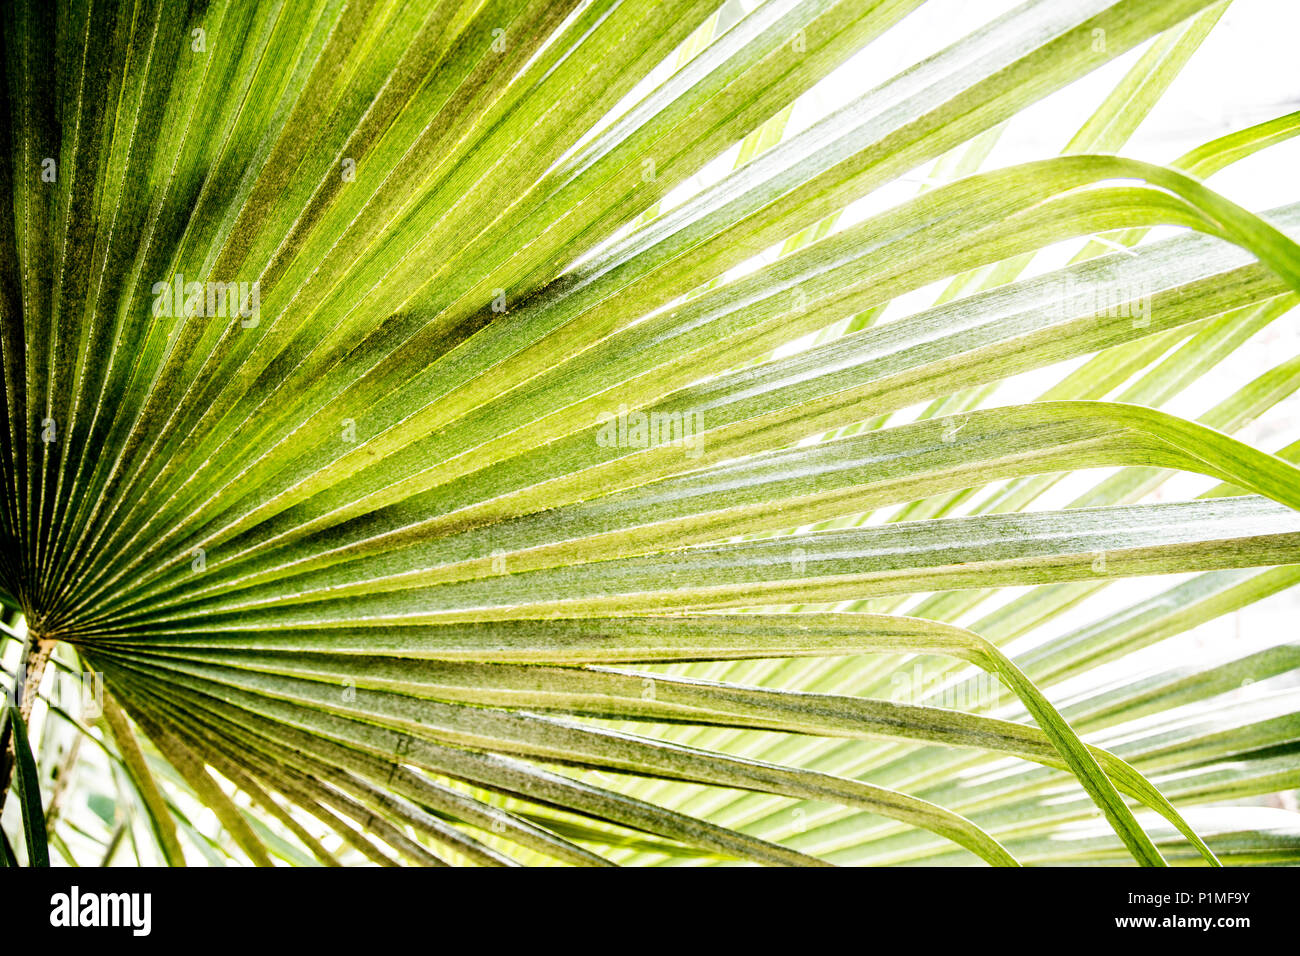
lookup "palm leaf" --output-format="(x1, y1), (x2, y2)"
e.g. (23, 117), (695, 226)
(2, 0), (1298, 866)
